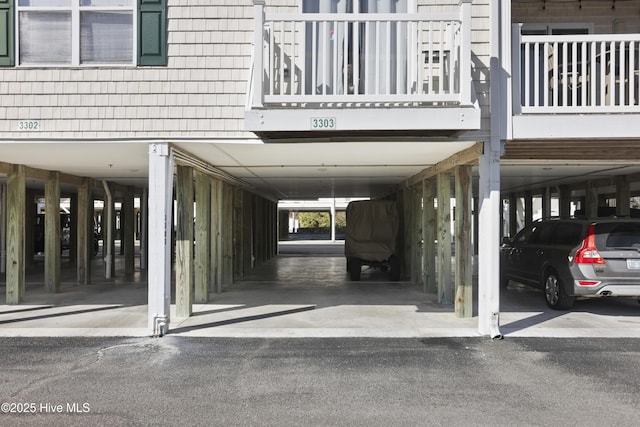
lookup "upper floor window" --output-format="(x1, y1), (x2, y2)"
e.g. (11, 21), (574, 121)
(0, 0), (167, 67)
(17, 0), (134, 65)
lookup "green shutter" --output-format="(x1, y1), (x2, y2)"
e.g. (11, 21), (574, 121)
(138, 0), (166, 66)
(0, 0), (14, 67)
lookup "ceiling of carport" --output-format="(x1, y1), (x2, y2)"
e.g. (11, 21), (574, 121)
(1, 140), (640, 200)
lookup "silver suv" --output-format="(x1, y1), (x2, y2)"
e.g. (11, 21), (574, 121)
(501, 218), (640, 309)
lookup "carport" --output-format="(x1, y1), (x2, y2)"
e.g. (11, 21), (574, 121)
(2, 239), (640, 338)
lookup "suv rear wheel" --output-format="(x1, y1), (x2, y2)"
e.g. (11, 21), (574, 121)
(544, 270), (574, 310)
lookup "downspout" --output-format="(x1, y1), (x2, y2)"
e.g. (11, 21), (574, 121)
(102, 180), (113, 279)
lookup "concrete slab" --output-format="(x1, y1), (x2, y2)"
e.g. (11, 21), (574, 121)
(1, 241), (640, 338)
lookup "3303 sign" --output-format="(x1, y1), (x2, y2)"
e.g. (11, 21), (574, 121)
(310, 117), (336, 130)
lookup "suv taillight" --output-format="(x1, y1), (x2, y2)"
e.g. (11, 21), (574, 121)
(574, 224), (605, 265)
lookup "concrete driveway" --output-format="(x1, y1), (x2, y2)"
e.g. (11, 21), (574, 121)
(1, 241), (640, 338)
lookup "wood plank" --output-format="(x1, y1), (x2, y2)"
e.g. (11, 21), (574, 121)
(175, 165), (194, 318)
(437, 172), (452, 304)
(454, 165), (473, 318)
(6, 165), (26, 304)
(194, 171), (211, 303)
(407, 142), (483, 187)
(44, 171), (61, 293)
(422, 178), (436, 293)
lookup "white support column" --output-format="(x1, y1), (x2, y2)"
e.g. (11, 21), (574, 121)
(147, 143), (173, 337)
(140, 187), (148, 271)
(478, 0), (508, 339)
(478, 148), (502, 338)
(102, 180), (114, 279)
(330, 198), (336, 242)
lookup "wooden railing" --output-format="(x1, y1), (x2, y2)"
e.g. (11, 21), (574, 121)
(249, 0), (473, 109)
(512, 26), (640, 114)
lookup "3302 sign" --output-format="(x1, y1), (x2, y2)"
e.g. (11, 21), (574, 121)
(17, 120), (41, 131)
(310, 117), (336, 130)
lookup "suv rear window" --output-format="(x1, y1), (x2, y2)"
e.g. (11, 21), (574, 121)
(596, 222), (640, 249)
(550, 223), (582, 245)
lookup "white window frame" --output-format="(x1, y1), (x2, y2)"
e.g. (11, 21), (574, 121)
(15, 0), (137, 67)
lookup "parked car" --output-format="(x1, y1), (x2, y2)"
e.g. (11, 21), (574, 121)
(501, 218), (640, 309)
(345, 199), (401, 281)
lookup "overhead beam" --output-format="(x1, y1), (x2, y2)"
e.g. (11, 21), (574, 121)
(407, 143), (483, 187)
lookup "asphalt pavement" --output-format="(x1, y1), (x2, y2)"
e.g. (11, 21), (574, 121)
(1, 336), (639, 426)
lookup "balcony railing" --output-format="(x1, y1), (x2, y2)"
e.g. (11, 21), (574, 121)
(512, 26), (640, 114)
(249, 0), (473, 109)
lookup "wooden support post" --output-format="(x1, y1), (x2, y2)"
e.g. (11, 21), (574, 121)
(0, 184), (6, 274)
(524, 190), (533, 226)
(211, 179), (223, 293)
(123, 187), (135, 275)
(6, 164), (26, 304)
(422, 179), (437, 293)
(559, 185), (571, 219)
(411, 186), (421, 285)
(103, 184), (116, 279)
(194, 172), (211, 303)
(77, 178), (91, 285)
(45, 171), (61, 293)
(585, 181), (599, 218)
(222, 182), (234, 288)
(508, 193), (517, 237)
(455, 165), (473, 318)
(175, 165), (194, 318)
(25, 191), (36, 268)
(437, 172), (452, 304)
(279, 210), (289, 241)
(542, 187), (552, 219)
(616, 176), (630, 217)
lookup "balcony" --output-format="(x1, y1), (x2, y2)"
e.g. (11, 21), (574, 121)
(511, 26), (640, 139)
(245, 0), (480, 138)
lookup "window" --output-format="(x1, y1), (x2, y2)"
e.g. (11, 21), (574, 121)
(0, 0), (166, 67)
(17, 0), (134, 65)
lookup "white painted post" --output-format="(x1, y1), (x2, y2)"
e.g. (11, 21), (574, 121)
(148, 143), (173, 337)
(252, 0), (266, 108)
(459, 0), (472, 104)
(478, 0), (508, 339)
(330, 197), (336, 242)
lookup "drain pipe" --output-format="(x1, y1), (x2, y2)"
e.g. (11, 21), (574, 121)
(102, 180), (114, 279)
